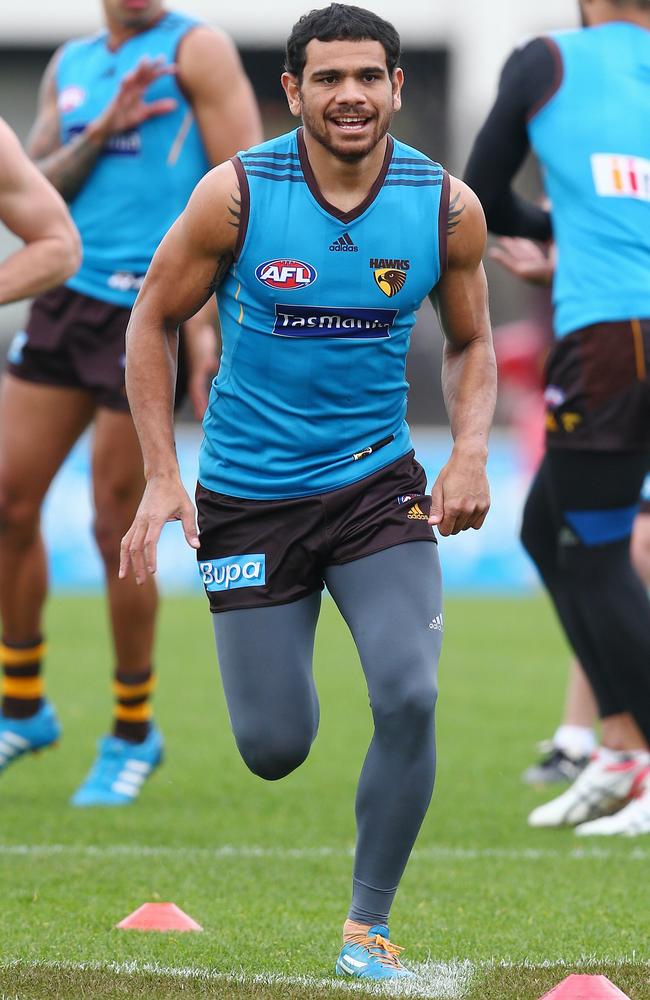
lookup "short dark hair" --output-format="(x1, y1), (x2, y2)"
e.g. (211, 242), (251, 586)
(611, 0), (650, 7)
(285, 4), (401, 81)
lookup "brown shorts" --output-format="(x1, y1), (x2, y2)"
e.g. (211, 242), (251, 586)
(7, 285), (131, 411)
(196, 451), (436, 613)
(6, 285), (190, 412)
(544, 319), (650, 451)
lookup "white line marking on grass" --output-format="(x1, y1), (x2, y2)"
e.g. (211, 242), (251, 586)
(5, 957), (648, 998)
(1, 959), (475, 999)
(0, 844), (649, 862)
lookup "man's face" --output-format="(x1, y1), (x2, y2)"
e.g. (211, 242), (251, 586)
(283, 39), (403, 163)
(102, 0), (165, 30)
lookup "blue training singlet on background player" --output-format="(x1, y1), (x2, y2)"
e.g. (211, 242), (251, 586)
(527, 23), (650, 338)
(56, 11), (210, 308)
(199, 128), (449, 500)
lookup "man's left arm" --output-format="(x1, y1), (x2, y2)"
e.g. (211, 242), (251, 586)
(428, 177), (497, 536)
(178, 26), (263, 166)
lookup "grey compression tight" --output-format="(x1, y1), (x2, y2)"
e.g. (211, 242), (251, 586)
(213, 542), (443, 926)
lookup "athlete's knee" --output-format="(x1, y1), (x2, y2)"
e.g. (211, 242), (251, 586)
(0, 483), (41, 546)
(93, 484), (140, 563)
(235, 725), (314, 781)
(372, 674), (438, 741)
(92, 512), (124, 565)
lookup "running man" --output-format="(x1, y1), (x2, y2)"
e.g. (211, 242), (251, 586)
(121, 4), (496, 978)
(0, 0), (261, 804)
(0, 117), (79, 303)
(466, 0), (650, 834)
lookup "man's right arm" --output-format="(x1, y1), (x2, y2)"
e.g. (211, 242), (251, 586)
(0, 118), (80, 303)
(119, 160), (240, 583)
(28, 50), (177, 202)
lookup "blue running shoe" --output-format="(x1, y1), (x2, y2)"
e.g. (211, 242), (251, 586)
(0, 701), (60, 774)
(71, 725), (163, 807)
(335, 924), (415, 980)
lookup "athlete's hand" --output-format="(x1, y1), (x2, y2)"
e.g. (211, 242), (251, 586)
(428, 448), (490, 536)
(92, 57), (177, 139)
(119, 474), (199, 585)
(489, 237), (555, 286)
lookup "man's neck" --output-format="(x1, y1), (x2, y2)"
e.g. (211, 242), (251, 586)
(301, 128), (389, 214)
(105, 11), (166, 50)
(589, 4), (650, 28)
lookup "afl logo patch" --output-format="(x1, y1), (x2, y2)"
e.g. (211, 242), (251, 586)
(374, 268), (406, 298)
(255, 259), (317, 290)
(58, 86), (86, 113)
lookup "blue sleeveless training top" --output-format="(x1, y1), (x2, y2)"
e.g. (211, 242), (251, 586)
(199, 128), (449, 500)
(528, 23), (650, 337)
(56, 11), (210, 307)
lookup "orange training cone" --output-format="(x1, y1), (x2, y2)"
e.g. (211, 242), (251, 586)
(115, 902), (203, 932)
(539, 975), (631, 1000)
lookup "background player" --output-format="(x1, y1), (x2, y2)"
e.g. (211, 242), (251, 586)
(0, 0), (261, 804)
(120, 3), (496, 978)
(466, 0), (650, 834)
(0, 117), (80, 305)
(492, 236), (650, 786)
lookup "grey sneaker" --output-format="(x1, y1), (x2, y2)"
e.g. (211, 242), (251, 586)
(522, 741), (589, 786)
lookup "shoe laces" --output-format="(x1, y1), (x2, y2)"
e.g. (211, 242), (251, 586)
(347, 931), (406, 968)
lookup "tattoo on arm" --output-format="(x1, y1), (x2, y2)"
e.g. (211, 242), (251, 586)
(28, 107), (61, 162)
(36, 133), (105, 203)
(447, 192), (466, 235)
(227, 191), (241, 230)
(205, 184), (240, 293)
(208, 252), (234, 294)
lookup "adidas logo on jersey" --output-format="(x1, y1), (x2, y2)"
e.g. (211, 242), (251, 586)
(428, 614), (444, 631)
(329, 232), (359, 252)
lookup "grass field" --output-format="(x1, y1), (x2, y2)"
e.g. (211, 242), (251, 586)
(1, 595), (649, 999)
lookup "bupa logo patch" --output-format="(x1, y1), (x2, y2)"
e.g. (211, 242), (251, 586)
(255, 259), (317, 290)
(7, 330), (28, 366)
(199, 554), (265, 592)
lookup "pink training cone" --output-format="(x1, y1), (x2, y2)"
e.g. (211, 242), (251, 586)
(115, 902), (203, 932)
(539, 975), (632, 1000)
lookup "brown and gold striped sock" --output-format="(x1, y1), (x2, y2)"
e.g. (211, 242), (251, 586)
(1, 637), (47, 719)
(113, 669), (155, 743)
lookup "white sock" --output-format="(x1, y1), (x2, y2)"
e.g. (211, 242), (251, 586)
(553, 724), (597, 759)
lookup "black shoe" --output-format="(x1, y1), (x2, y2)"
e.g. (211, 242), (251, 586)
(522, 741), (590, 786)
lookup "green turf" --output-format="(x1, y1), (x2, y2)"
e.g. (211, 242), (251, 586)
(1, 595), (649, 999)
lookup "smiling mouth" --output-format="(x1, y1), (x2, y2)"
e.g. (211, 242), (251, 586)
(330, 115), (372, 132)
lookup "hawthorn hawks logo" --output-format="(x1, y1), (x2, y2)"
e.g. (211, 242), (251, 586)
(374, 268), (406, 297)
(369, 257), (409, 298)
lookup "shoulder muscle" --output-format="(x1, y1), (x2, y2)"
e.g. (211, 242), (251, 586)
(446, 177), (487, 270)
